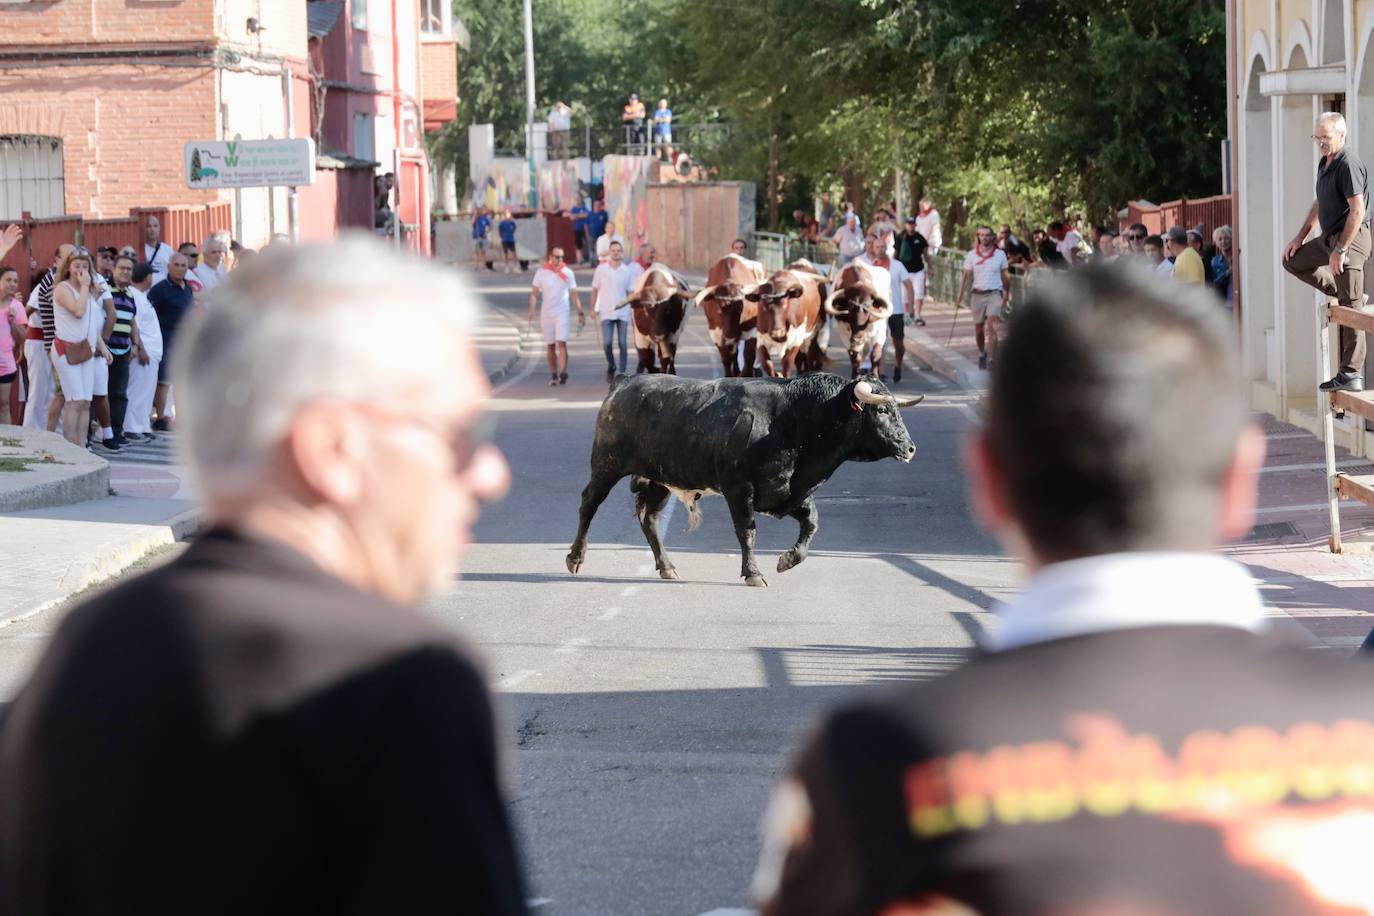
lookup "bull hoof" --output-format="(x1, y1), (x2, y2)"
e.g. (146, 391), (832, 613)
(777, 549), (805, 573)
(744, 575), (769, 588)
(566, 554), (583, 575)
(659, 566), (680, 580)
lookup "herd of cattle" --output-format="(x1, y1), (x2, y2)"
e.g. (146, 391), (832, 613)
(613, 253), (899, 380)
(569, 252), (924, 588)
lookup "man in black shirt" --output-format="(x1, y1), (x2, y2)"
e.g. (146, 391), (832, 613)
(0, 239), (528, 916)
(1283, 111), (1372, 392)
(896, 216), (929, 326)
(755, 266), (1374, 916)
(146, 251), (195, 430)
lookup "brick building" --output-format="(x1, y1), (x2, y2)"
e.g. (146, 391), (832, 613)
(0, 0), (459, 252)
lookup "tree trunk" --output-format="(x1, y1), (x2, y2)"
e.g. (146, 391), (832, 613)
(767, 110), (780, 231)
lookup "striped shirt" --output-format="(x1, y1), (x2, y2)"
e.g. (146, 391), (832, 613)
(108, 286), (137, 356)
(962, 246), (1009, 291)
(30, 269), (55, 351)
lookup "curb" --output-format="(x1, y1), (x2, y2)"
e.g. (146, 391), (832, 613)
(0, 505), (203, 628)
(485, 308), (532, 384)
(904, 321), (988, 393)
(0, 429), (111, 514)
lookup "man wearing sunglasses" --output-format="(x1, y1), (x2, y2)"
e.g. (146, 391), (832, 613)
(0, 238), (527, 914)
(529, 247), (586, 385)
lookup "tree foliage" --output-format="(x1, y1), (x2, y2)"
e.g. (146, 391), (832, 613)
(435, 0), (1226, 235)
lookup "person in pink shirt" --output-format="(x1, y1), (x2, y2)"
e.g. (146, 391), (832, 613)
(0, 265), (28, 425)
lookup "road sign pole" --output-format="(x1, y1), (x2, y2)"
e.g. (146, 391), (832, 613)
(284, 70), (300, 243)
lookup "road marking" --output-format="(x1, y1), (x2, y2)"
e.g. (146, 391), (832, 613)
(1261, 460), (1365, 474)
(1255, 501), (1370, 515)
(598, 606), (623, 621)
(495, 669), (538, 689)
(555, 637), (589, 654)
(693, 909), (754, 916)
(621, 585), (640, 596)
(491, 329), (540, 395)
(528, 898), (553, 909)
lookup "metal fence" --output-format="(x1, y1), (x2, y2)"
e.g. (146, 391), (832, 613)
(542, 123), (732, 162)
(751, 234), (1045, 317)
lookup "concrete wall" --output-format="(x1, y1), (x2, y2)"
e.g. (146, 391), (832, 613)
(646, 182), (757, 273)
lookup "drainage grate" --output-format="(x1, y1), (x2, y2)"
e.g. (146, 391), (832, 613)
(1246, 521), (1299, 541)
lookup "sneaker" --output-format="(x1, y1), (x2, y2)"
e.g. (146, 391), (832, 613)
(112, 433), (128, 447)
(914, 317), (926, 327)
(978, 352), (988, 370)
(1320, 372), (1364, 392)
(559, 371), (568, 385)
(100, 437), (121, 452)
(152, 418), (171, 432)
(606, 366), (616, 382)
(893, 366), (902, 384)
(549, 374), (559, 387)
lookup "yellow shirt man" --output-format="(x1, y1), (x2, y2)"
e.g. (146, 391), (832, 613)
(1172, 246), (1205, 284)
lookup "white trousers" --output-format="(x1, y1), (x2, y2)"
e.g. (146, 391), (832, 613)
(22, 339), (51, 430)
(124, 357), (160, 434)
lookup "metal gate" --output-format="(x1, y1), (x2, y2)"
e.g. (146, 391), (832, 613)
(0, 135), (65, 220)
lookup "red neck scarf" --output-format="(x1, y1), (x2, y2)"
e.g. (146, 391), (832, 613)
(545, 259), (570, 281)
(973, 244), (998, 264)
(873, 256), (890, 269)
(637, 257), (653, 270)
(918, 206), (933, 218)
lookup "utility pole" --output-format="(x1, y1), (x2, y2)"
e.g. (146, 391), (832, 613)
(523, 0), (537, 209)
(893, 133), (904, 219)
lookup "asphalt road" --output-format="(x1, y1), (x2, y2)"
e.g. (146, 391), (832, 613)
(0, 270), (1018, 916)
(454, 274), (1014, 914)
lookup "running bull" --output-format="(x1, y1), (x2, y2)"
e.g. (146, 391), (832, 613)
(825, 260), (893, 378)
(620, 263), (691, 374)
(692, 253), (768, 377)
(565, 372), (924, 587)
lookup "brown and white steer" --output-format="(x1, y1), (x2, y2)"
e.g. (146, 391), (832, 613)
(692, 253), (768, 377)
(747, 260), (828, 378)
(620, 263), (691, 374)
(824, 260), (893, 378)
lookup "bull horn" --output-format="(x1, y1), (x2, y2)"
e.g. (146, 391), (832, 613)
(823, 287), (847, 317)
(690, 287), (711, 309)
(854, 381), (891, 406)
(891, 394), (925, 408)
(867, 298), (893, 321)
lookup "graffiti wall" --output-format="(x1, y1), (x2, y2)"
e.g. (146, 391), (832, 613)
(602, 155), (653, 250)
(537, 160), (582, 212)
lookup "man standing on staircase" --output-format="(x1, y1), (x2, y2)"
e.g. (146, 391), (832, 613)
(1283, 111), (1371, 393)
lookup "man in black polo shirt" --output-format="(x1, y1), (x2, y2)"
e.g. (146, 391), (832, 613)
(147, 251), (195, 430)
(1283, 111), (1371, 392)
(755, 266), (1374, 916)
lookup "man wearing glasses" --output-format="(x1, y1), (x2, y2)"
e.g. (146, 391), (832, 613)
(529, 247), (586, 386)
(1125, 223), (1149, 254)
(0, 239), (528, 914)
(193, 232), (231, 291)
(1283, 111), (1372, 392)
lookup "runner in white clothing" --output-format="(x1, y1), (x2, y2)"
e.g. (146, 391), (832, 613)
(956, 225), (1012, 371)
(528, 247), (585, 386)
(857, 233), (913, 383)
(914, 198), (942, 252)
(590, 241), (635, 379)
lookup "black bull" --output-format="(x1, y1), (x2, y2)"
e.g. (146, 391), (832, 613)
(566, 373), (924, 586)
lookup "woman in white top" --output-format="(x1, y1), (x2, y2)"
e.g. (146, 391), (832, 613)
(50, 250), (113, 446)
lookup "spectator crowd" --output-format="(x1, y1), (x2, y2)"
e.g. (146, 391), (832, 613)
(0, 222), (271, 451)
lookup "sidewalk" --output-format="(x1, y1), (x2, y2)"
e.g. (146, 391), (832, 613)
(908, 294), (1374, 650)
(0, 280), (530, 629)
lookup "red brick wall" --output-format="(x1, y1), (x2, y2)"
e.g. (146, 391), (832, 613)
(420, 40), (457, 109)
(0, 0), (215, 44)
(0, 66), (220, 218)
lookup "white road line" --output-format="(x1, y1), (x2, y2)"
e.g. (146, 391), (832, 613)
(693, 909), (755, 916)
(528, 898), (553, 909)
(555, 637), (590, 654)
(621, 585), (641, 597)
(491, 329), (540, 395)
(598, 606), (623, 621)
(1262, 460), (1365, 474)
(1255, 501), (1370, 515)
(495, 669), (538, 689)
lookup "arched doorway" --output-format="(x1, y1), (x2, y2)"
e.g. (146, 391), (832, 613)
(1322, 0), (1346, 65)
(1279, 45), (1319, 403)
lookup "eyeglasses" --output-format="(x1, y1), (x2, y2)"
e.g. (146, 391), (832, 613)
(356, 404), (497, 473)
(551, 254), (565, 261)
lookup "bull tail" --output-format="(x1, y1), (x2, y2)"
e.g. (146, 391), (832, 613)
(682, 494), (703, 531)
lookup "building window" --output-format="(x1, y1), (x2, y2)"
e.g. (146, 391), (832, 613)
(353, 113), (375, 163)
(420, 0), (450, 37)
(351, 0), (367, 31)
(0, 135), (64, 220)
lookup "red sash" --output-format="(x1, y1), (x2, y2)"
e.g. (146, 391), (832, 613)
(544, 261), (570, 282)
(972, 245), (999, 265)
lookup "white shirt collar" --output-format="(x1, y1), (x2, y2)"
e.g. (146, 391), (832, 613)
(988, 552), (1269, 652)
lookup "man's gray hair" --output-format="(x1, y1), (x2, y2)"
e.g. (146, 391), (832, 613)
(204, 229), (231, 250)
(1317, 111), (1348, 136)
(172, 234), (481, 501)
